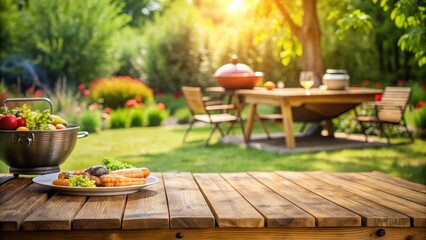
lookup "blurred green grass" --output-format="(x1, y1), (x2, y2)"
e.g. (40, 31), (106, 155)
(1, 124), (425, 184)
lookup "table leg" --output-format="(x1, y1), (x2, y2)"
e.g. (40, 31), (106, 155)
(325, 119), (335, 138)
(244, 104), (256, 142)
(280, 100), (296, 149)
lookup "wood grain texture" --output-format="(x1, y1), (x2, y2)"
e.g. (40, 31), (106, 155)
(363, 171), (426, 194)
(221, 172), (315, 227)
(0, 178), (32, 204)
(22, 193), (86, 230)
(163, 172), (215, 228)
(194, 173), (264, 228)
(72, 195), (126, 229)
(0, 183), (51, 231)
(338, 172), (426, 206)
(249, 172), (361, 227)
(307, 172), (426, 227)
(2, 227), (424, 240)
(278, 172), (410, 227)
(122, 173), (169, 229)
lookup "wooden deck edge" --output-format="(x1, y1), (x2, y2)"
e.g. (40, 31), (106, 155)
(2, 227), (425, 240)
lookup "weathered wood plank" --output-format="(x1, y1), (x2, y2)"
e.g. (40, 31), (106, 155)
(122, 173), (169, 229)
(278, 172), (410, 227)
(307, 171), (426, 227)
(194, 173), (264, 228)
(2, 227), (425, 240)
(163, 172), (215, 228)
(363, 171), (426, 194)
(221, 172), (315, 227)
(0, 178), (32, 204)
(0, 183), (51, 231)
(72, 195), (126, 229)
(339, 172), (426, 206)
(249, 172), (361, 227)
(22, 193), (86, 230)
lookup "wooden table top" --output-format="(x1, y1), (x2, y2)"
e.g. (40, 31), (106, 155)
(1, 171), (425, 239)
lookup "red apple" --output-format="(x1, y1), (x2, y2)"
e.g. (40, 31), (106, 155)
(0, 115), (18, 130)
(16, 117), (26, 128)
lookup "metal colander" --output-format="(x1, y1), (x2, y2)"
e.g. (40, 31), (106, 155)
(0, 98), (88, 175)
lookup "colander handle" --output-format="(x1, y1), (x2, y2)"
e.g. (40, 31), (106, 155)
(3, 97), (54, 114)
(77, 131), (89, 139)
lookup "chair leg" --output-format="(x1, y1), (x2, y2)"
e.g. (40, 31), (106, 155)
(204, 125), (217, 147)
(358, 121), (368, 142)
(379, 123), (390, 144)
(183, 120), (195, 143)
(402, 121), (414, 143)
(225, 122), (236, 135)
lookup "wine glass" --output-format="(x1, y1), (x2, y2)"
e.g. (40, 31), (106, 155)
(300, 71), (314, 95)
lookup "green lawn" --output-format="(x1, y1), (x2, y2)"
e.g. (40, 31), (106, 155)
(1, 124), (425, 184)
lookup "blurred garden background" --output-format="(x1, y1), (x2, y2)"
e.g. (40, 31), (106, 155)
(0, 0), (425, 183)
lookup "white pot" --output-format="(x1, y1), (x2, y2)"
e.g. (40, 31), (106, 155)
(322, 69), (350, 90)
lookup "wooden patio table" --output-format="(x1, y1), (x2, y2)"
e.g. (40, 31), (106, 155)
(0, 171), (425, 239)
(235, 87), (383, 149)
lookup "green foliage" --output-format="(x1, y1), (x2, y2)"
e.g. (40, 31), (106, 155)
(109, 109), (130, 129)
(0, 0), (23, 59)
(17, 0), (130, 84)
(90, 76), (153, 109)
(79, 110), (102, 133)
(145, 107), (168, 126)
(373, 0), (426, 66)
(129, 108), (145, 127)
(407, 107), (426, 130)
(174, 108), (192, 124)
(141, 0), (214, 92)
(111, 27), (145, 79)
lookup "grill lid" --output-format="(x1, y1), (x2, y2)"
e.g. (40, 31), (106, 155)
(214, 55), (255, 77)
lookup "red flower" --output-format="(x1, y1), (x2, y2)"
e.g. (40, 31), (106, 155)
(78, 84), (86, 92)
(125, 99), (138, 108)
(397, 79), (405, 86)
(362, 80), (370, 86)
(375, 82), (382, 88)
(422, 84), (426, 91)
(375, 93), (383, 102)
(27, 86), (35, 94)
(83, 89), (90, 97)
(104, 107), (112, 114)
(157, 103), (166, 110)
(135, 95), (142, 103)
(174, 92), (181, 99)
(88, 103), (99, 111)
(416, 101), (424, 109)
(34, 89), (43, 97)
(352, 83), (359, 88)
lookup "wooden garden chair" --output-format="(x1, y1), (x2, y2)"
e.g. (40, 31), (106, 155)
(182, 86), (245, 147)
(354, 86), (414, 144)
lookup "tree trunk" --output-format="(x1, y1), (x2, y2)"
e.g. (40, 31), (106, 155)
(300, 0), (323, 87)
(274, 0), (324, 86)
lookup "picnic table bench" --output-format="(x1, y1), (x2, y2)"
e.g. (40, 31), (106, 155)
(1, 171), (425, 239)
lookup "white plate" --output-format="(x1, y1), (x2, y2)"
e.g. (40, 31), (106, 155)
(32, 172), (159, 196)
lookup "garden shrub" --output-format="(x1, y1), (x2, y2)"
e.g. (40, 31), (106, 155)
(79, 110), (102, 133)
(109, 108), (130, 129)
(145, 107), (168, 127)
(90, 76), (153, 109)
(175, 108), (192, 124)
(129, 108), (145, 127)
(407, 107), (426, 138)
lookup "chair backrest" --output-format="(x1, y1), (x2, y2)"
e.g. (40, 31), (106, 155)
(377, 87), (412, 123)
(182, 86), (207, 114)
